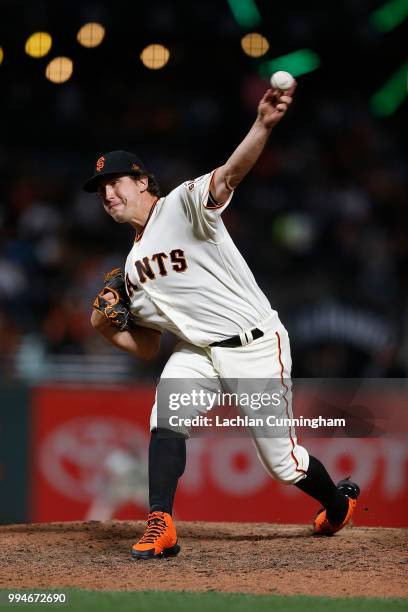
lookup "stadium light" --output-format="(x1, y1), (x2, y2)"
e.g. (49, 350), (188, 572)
(45, 57), (73, 84)
(370, 0), (408, 32)
(370, 61), (408, 116)
(241, 33), (269, 58)
(259, 49), (321, 78)
(227, 0), (261, 27)
(25, 32), (52, 58)
(77, 23), (105, 48)
(140, 44), (170, 69)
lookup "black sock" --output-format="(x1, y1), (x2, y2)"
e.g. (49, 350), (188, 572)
(294, 455), (348, 523)
(148, 428), (186, 515)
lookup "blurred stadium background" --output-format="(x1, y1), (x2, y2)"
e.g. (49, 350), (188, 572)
(0, 0), (407, 527)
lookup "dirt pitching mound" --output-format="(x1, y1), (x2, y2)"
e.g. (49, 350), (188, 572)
(1, 521), (407, 598)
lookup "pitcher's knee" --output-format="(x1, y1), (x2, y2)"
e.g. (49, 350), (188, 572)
(270, 460), (306, 484)
(256, 444), (309, 484)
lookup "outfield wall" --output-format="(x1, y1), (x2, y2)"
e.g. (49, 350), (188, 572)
(1, 385), (407, 526)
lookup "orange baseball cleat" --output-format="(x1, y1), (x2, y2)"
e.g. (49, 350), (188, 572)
(313, 478), (360, 536)
(131, 511), (180, 560)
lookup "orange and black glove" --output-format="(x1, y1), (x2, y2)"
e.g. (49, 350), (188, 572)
(93, 268), (131, 331)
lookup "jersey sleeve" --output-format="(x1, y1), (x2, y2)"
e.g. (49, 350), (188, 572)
(180, 169), (234, 240)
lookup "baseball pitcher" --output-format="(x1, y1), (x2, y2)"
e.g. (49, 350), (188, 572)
(87, 84), (360, 559)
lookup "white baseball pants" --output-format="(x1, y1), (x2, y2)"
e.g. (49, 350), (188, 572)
(150, 313), (309, 484)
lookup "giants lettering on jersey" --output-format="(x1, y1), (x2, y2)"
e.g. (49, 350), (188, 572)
(128, 249), (187, 293)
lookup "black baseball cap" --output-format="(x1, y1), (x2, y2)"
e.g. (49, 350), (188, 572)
(83, 150), (146, 193)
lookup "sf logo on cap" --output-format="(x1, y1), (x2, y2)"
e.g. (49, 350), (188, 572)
(96, 156), (105, 172)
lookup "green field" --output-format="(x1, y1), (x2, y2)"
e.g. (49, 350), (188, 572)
(1, 590), (407, 612)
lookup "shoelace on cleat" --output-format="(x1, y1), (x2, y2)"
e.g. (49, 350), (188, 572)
(138, 512), (168, 544)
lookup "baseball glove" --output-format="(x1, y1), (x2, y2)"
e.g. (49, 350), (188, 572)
(93, 268), (131, 331)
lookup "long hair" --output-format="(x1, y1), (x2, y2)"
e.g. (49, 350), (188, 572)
(131, 170), (161, 197)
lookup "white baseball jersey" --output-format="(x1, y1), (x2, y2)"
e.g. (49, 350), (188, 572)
(124, 169), (275, 347)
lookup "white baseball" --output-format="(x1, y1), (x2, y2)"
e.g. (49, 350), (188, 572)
(270, 71), (294, 91)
